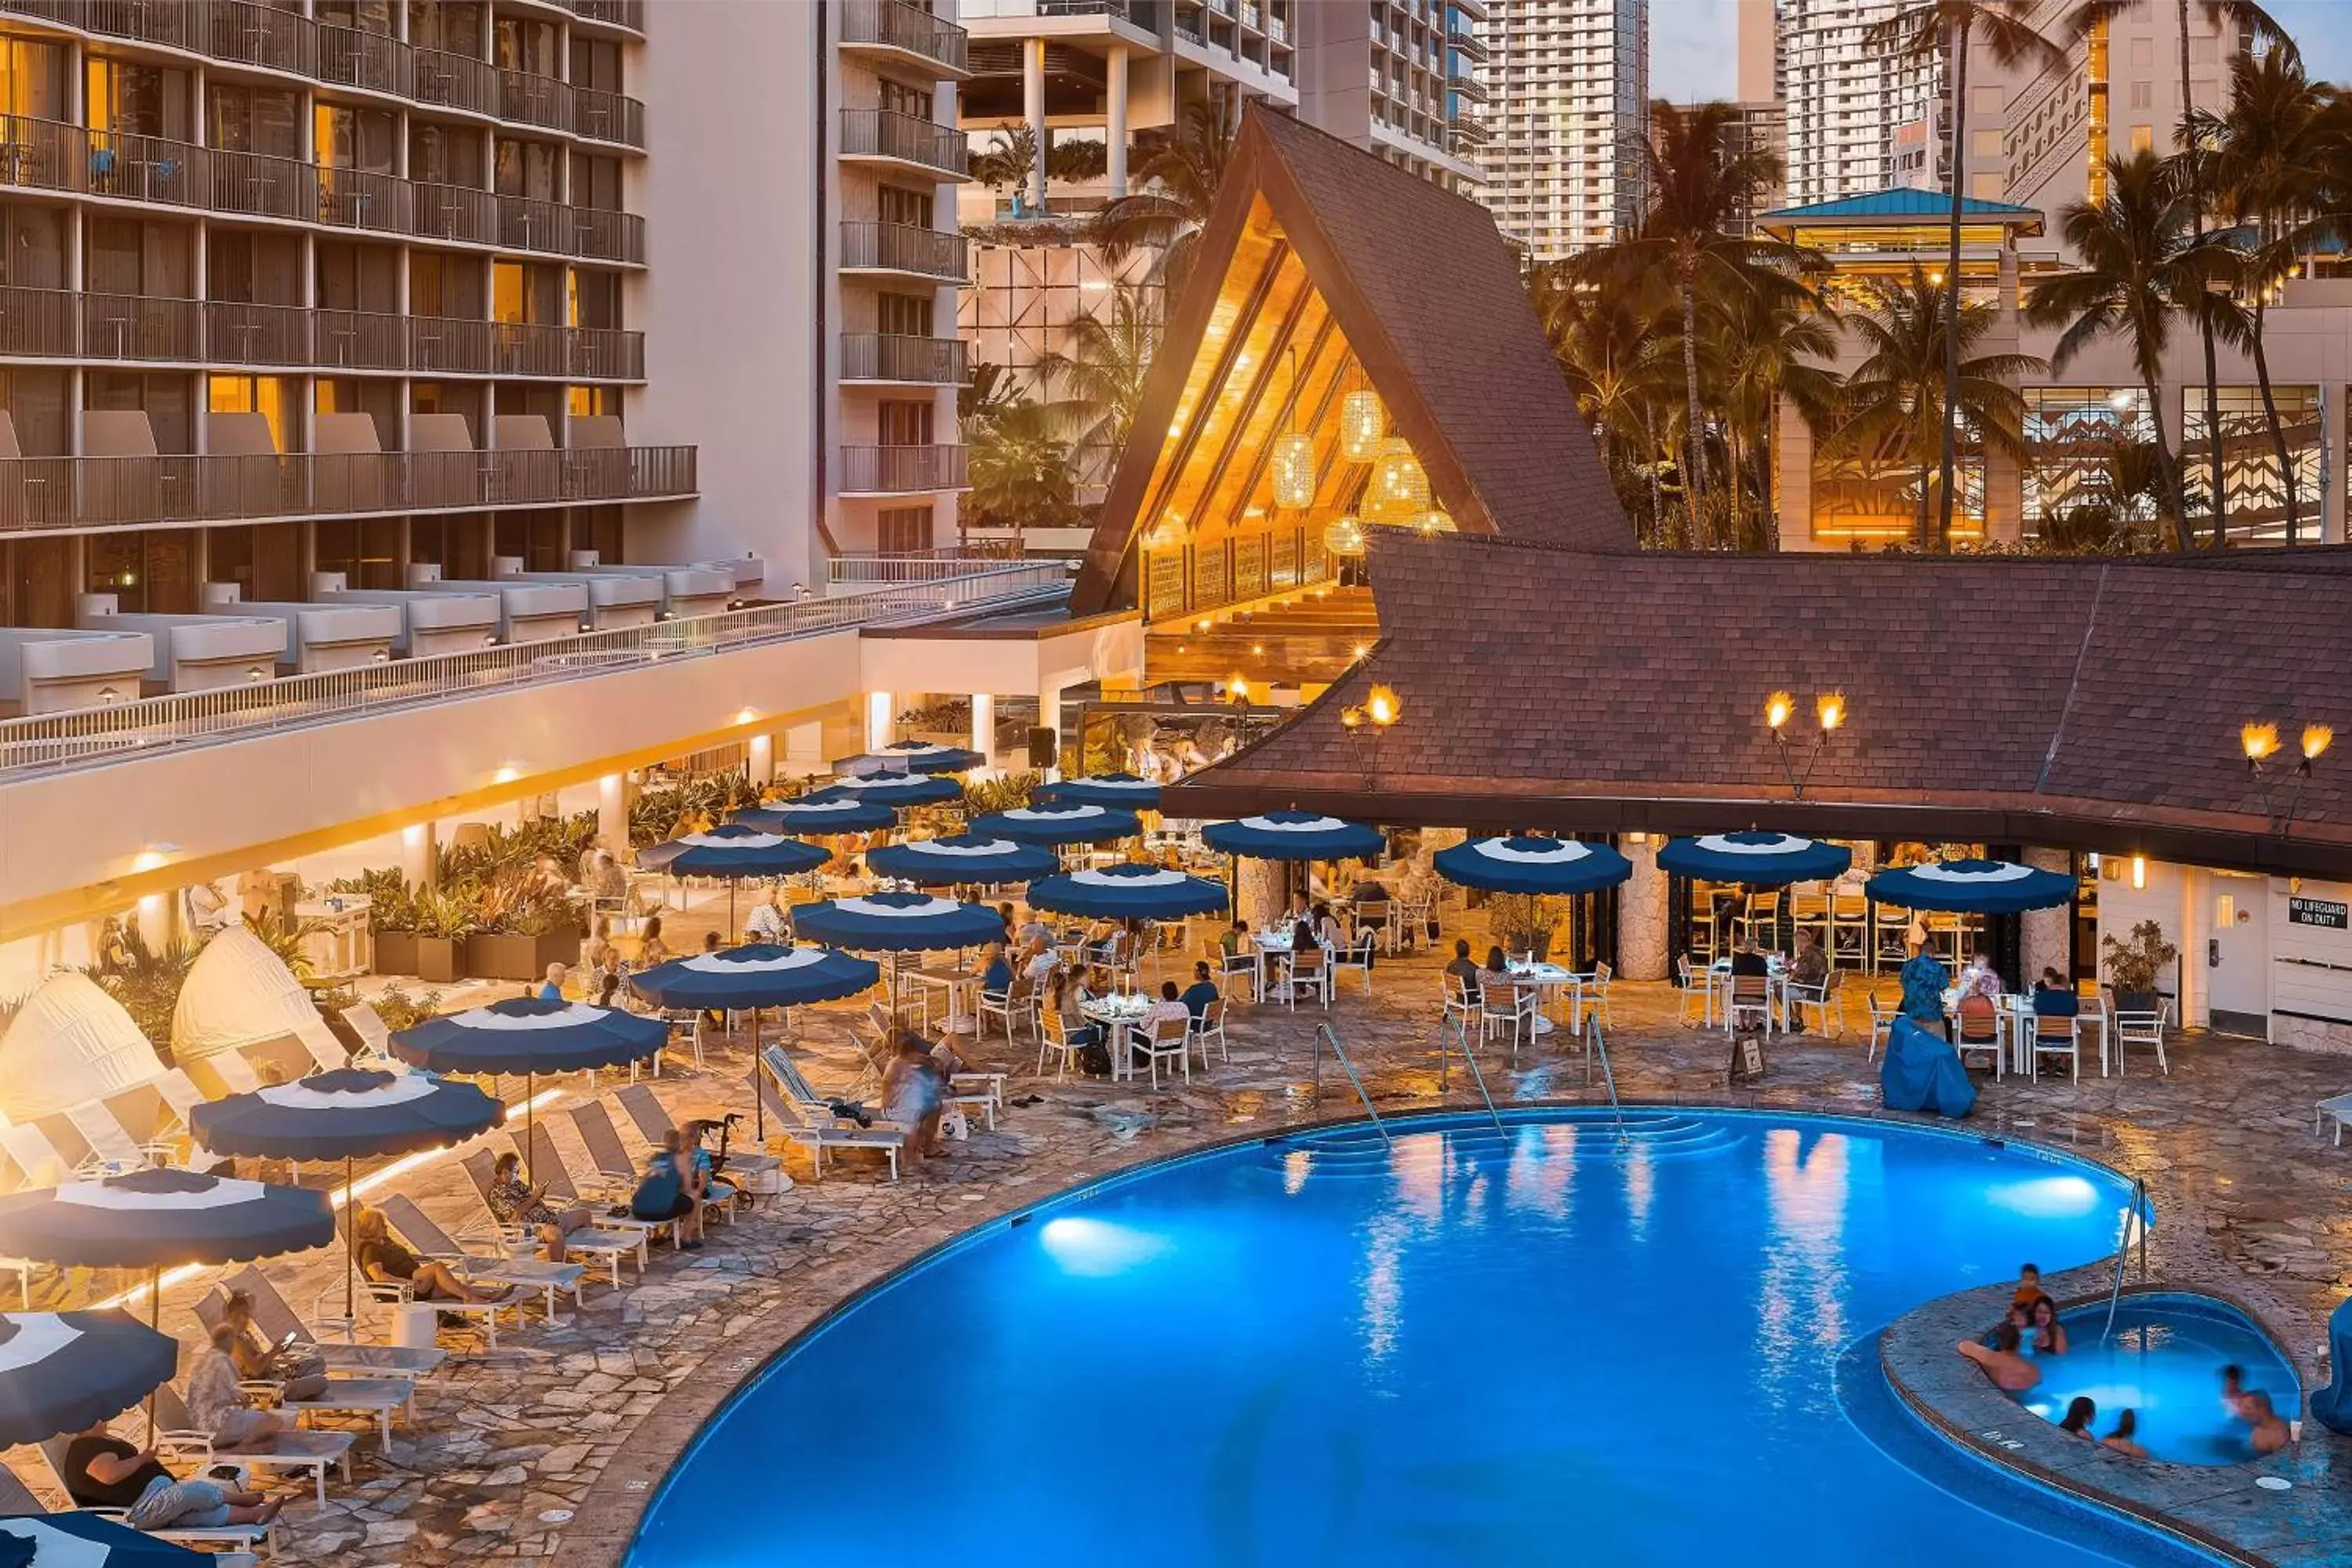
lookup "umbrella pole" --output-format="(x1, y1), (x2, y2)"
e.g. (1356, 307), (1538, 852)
(146, 1263), (160, 1434)
(752, 1007), (765, 1143)
(343, 1156), (357, 1327)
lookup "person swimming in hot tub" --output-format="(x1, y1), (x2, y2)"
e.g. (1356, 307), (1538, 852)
(2029, 1296), (2070, 1356)
(2221, 1363), (2253, 1420)
(2241, 1390), (2292, 1455)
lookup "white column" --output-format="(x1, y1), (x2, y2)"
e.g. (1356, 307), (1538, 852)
(1615, 835), (1669, 982)
(135, 893), (172, 953)
(596, 774), (630, 855)
(866, 690), (894, 753)
(785, 721), (826, 776)
(2020, 846), (2073, 985)
(401, 820), (438, 890)
(969, 693), (994, 770)
(747, 735), (775, 787)
(1238, 858), (1287, 933)
(1023, 38), (1048, 212)
(1105, 46), (1129, 198)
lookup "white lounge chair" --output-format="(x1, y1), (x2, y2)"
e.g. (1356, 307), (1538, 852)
(205, 1269), (448, 1377)
(757, 1046), (906, 1181)
(341, 1002), (397, 1067)
(31, 1438), (270, 1560)
(613, 1083), (783, 1183)
(372, 1196), (586, 1341)
(459, 1138), (656, 1276)
(148, 1381), (355, 1504)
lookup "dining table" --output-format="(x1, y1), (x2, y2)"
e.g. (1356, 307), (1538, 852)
(1705, 956), (1788, 1029)
(1079, 991), (1156, 1080)
(1500, 960), (1580, 1034)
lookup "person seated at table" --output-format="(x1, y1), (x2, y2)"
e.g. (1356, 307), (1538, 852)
(1898, 940), (1951, 1037)
(1134, 980), (1191, 1053)
(63, 1418), (284, 1532)
(1955, 981), (2001, 1056)
(1957, 1323), (2041, 1392)
(1047, 966), (1104, 1060)
(1286, 892), (1310, 926)
(1220, 920), (1250, 958)
(2102, 1409), (2147, 1458)
(1788, 929), (1828, 988)
(1477, 945), (1517, 1005)
(2031, 967), (2079, 1018)
(1958, 949), (2002, 997)
(352, 1206), (520, 1304)
(1017, 910), (1054, 946)
(1444, 938), (1484, 1006)
(2241, 1390), (2292, 1455)
(1181, 962), (1221, 1022)
(1021, 935), (1059, 985)
(1728, 939), (1770, 979)
(1314, 902), (1348, 950)
(978, 942), (1013, 997)
(1290, 911), (1319, 956)
(2029, 1296), (2070, 1356)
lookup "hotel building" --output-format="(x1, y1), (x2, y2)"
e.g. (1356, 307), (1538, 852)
(1474, 0), (1647, 259)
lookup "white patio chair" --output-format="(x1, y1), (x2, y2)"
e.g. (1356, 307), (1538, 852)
(1569, 960), (1614, 1033)
(2113, 1004), (2170, 1077)
(1865, 994), (1895, 1062)
(1189, 997), (1229, 1069)
(1037, 1007), (1086, 1081)
(206, 1267), (448, 1376)
(372, 1194), (587, 1339)
(2316, 1092), (2352, 1145)
(1128, 1014), (1190, 1090)
(1953, 1002), (2005, 1080)
(756, 1045), (906, 1181)
(2030, 1011), (2082, 1083)
(977, 973), (1040, 1044)
(1443, 972), (1479, 1036)
(1675, 956), (1708, 1027)
(1481, 982), (1537, 1062)
(1283, 945), (1330, 1009)
(1331, 931), (1377, 994)
(1726, 974), (1774, 1039)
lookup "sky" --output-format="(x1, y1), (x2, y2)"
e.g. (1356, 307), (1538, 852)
(1650, 0), (2352, 103)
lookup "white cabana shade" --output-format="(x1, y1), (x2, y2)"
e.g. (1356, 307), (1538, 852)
(0, 972), (162, 1126)
(170, 924), (341, 1077)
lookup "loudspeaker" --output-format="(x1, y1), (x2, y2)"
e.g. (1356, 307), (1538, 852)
(1027, 726), (1058, 768)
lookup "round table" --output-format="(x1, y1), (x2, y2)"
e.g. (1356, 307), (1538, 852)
(1080, 993), (1156, 1079)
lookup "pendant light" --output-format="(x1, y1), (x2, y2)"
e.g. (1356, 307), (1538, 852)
(1269, 346), (1315, 510)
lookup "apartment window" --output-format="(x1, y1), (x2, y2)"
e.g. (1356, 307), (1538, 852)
(1972, 85), (2003, 114)
(85, 216), (191, 296)
(207, 84), (299, 158)
(86, 371), (191, 453)
(410, 122), (485, 187)
(569, 503), (622, 563)
(208, 374), (296, 452)
(316, 239), (400, 312)
(410, 512), (491, 577)
(492, 510), (567, 571)
(572, 268), (620, 330)
(205, 229), (303, 305)
(412, 381), (481, 446)
(570, 36), (622, 93)
(569, 152), (622, 211)
(315, 376), (397, 451)
(568, 384), (617, 418)
(494, 137), (561, 200)
(2130, 123), (2153, 154)
(2129, 37), (2153, 67)
(878, 185), (931, 227)
(2129, 80), (2152, 109)
(877, 506), (934, 555)
(492, 259), (564, 324)
(0, 35), (67, 120)
(493, 16), (560, 74)
(317, 0), (394, 34)
(1969, 129), (2002, 158)
(316, 103), (397, 172)
(877, 401), (933, 445)
(878, 79), (926, 117)
(877, 292), (933, 336)
(408, 1), (483, 56)
(88, 529), (195, 613)
(408, 249), (483, 318)
(206, 521), (305, 603)
(314, 517), (404, 587)
(0, 203), (64, 289)
(0, 366), (67, 456)
(87, 56), (189, 139)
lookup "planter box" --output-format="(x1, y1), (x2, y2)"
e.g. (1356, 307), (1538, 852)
(416, 936), (464, 985)
(373, 931), (419, 977)
(465, 928), (584, 982)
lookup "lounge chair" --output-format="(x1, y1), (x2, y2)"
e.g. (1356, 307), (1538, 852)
(372, 1195), (586, 1341)
(62, 1100), (158, 1171)
(459, 1140), (655, 1276)
(30, 1438), (270, 1560)
(103, 1068), (208, 1164)
(340, 1002), (398, 1068)
(612, 1083), (783, 1184)
(0, 1122), (77, 1185)
(570, 1100), (756, 1225)
(148, 1381), (354, 1504)
(855, 1004), (998, 1134)
(530, 1118), (733, 1232)
(207, 1269), (448, 1378)
(756, 1046), (905, 1181)
(179, 1293), (413, 1450)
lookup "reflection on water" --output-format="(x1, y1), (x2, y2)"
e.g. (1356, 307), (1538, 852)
(1759, 1129), (1852, 1414)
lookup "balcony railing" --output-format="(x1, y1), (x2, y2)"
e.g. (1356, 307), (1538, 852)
(840, 220), (967, 281)
(839, 109), (968, 178)
(840, 333), (968, 386)
(827, 545), (1033, 586)
(560, 0), (644, 31)
(840, 445), (968, 495)
(839, 0), (970, 74)
(0, 445), (695, 535)
(0, 563), (1069, 782)
(0, 285), (644, 376)
(0, 2), (647, 147)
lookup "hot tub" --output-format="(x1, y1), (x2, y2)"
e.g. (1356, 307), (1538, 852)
(2017, 1292), (2301, 1465)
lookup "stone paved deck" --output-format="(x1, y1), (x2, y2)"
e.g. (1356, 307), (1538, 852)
(18, 926), (2352, 1566)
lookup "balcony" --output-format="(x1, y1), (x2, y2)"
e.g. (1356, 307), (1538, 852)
(840, 445), (968, 495)
(840, 333), (969, 387)
(0, 2), (645, 148)
(840, 109), (968, 179)
(1447, 71), (1488, 103)
(1447, 25), (1490, 61)
(0, 445), (696, 536)
(840, 221), (968, 282)
(0, 116), (642, 263)
(839, 0), (970, 78)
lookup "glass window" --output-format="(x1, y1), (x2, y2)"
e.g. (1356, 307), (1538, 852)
(207, 373), (296, 452)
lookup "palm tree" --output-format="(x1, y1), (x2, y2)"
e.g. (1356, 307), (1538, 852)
(1531, 254), (1682, 540)
(971, 122), (1039, 196)
(1035, 282), (1160, 488)
(1824, 267), (2042, 546)
(2197, 48), (2325, 541)
(1714, 286), (1845, 549)
(1867, 1), (2062, 550)
(1092, 103), (1237, 299)
(2024, 151), (2224, 550)
(1610, 100), (1797, 549)
(967, 401), (1080, 533)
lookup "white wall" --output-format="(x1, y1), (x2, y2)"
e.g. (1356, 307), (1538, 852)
(2273, 877), (2352, 1054)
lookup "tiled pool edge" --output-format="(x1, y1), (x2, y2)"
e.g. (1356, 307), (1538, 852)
(1878, 1272), (2352, 1566)
(564, 1096), (2351, 1568)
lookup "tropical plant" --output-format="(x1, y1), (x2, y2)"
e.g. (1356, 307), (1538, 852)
(1093, 102), (1237, 297)
(1866, 0), (2063, 550)
(1531, 254), (1684, 543)
(245, 909), (318, 980)
(1603, 100), (1805, 548)
(1822, 267), (2043, 546)
(1713, 285), (1846, 550)
(967, 400), (1083, 531)
(2036, 437), (2171, 554)
(96, 924), (202, 1046)
(2024, 151), (2225, 550)
(2194, 46), (2327, 542)
(409, 888), (483, 943)
(960, 772), (1040, 816)
(1486, 895), (1563, 959)
(363, 985), (443, 1032)
(329, 866), (417, 933)
(971, 121), (1039, 194)
(1036, 281), (1160, 487)
(1047, 137), (1108, 183)
(960, 361), (1020, 428)
(2100, 918), (2180, 994)
(629, 769), (753, 847)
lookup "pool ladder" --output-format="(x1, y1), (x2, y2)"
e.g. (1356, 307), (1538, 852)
(2099, 1176), (2153, 1344)
(1435, 1014), (1508, 1137)
(1310, 1023), (1393, 1145)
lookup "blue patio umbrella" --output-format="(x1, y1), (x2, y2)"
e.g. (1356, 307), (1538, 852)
(814, 774), (964, 810)
(968, 802), (1142, 847)
(789, 892), (1007, 1018)
(636, 825), (829, 937)
(189, 1068), (505, 1320)
(0, 1168), (335, 1275)
(731, 796), (898, 835)
(0, 1310), (176, 1447)
(1656, 832), (1852, 887)
(0, 1510), (217, 1566)
(869, 739), (984, 775)
(865, 835), (1058, 887)
(1200, 811), (1385, 862)
(1864, 858), (2075, 915)
(630, 943), (882, 1142)
(1034, 772), (1163, 810)
(1434, 836), (1634, 895)
(390, 996), (670, 1152)
(1025, 863), (1229, 922)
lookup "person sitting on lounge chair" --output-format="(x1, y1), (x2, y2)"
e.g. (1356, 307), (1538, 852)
(220, 1289), (329, 1401)
(487, 1150), (594, 1263)
(63, 1419), (283, 1531)
(186, 1325), (286, 1450)
(353, 1206), (517, 1303)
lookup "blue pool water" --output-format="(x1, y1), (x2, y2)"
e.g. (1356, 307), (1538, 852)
(629, 1109), (2191, 1568)
(2020, 1294), (2303, 1465)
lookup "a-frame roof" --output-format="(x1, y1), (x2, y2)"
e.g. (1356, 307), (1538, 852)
(1069, 108), (1632, 615)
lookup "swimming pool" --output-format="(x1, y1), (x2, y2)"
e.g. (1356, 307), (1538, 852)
(2019, 1293), (2303, 1465)
(628, 1109), (2192, 1567)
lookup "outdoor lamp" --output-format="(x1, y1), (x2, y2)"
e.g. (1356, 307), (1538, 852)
(1817, 692), (1846, 733)
(2242, 722), (2281, 764)
(1768, 690), (1846, 799)
(1340, 388), (1385, 462)
(1228, 673), (1250, 705)
(1340, 706), (1364, 731)
(1765, 691), (1795, 731)
(1345, 684), (1401, 785)
(1366, 684), (1401, 728)
(2304, 724), (2335, 764)
(2245, 719), (2330, 833)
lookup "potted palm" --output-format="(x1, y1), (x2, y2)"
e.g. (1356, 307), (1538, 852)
(1488, 894), (1562, 964)
(410, 890), (477, 985)
(2100, 920), (2178, 1015)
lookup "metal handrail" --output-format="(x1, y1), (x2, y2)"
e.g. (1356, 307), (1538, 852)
(1586, 1017), (1626, 1136)
(0, 563), (1070, 782)
(2100, 1176), (2153, 1343)
(1437, 1014), (1506, 1137)
(1309, 1023), (1389, 1146)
